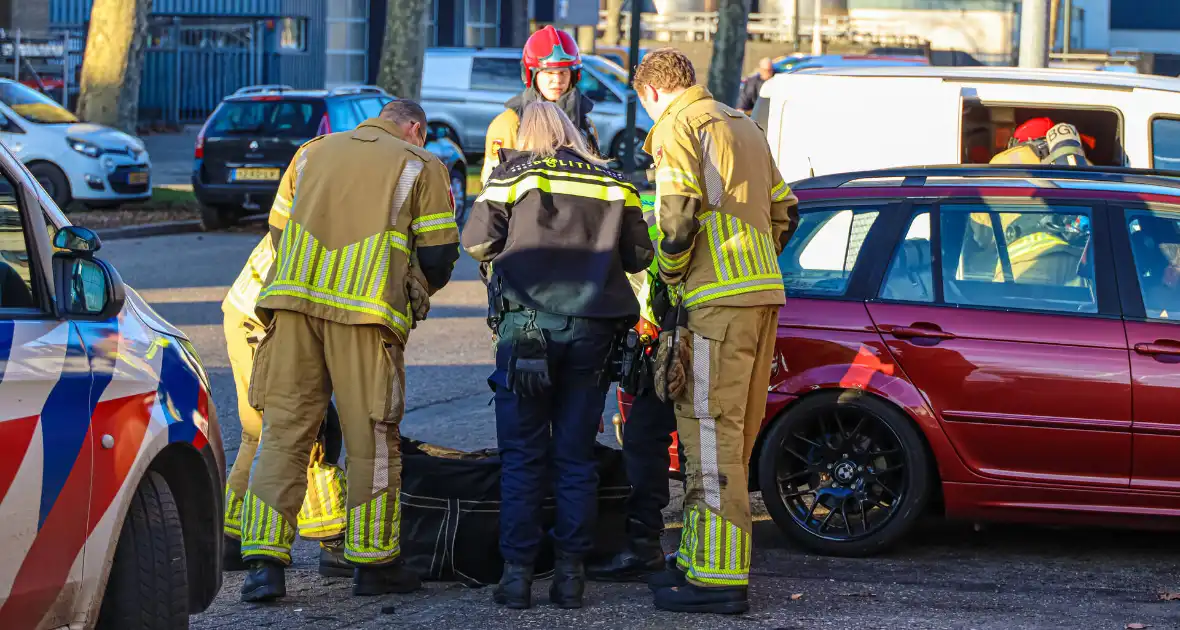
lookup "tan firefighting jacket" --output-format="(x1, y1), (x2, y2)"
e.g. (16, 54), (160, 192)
(257, 118), (460, 342)
(481, 108), (599, 184)
(222, 235), (274, 325)
(642, 85), (799, 310)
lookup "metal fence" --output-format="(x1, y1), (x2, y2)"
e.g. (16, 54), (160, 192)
(601, 11), (930, 48)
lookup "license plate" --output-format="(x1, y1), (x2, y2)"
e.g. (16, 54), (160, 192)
(127, 171), (149, 185)
(233, 168), (280, 181)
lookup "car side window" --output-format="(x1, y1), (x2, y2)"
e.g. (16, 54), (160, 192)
(578, 72), (620, 103)
(1151, 117), (1180, 171)
(778, 206), (880, 297)
(328, 99), (361, 131)
(1125, 209), (1180, 320)
(880, 211), (934, 303)
(941, 204), (1096, 314)
(356, 97), (383, 119)
(0, 173), (41, 310)
(470, 57), (520, 92)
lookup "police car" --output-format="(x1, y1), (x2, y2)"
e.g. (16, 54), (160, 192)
(0, 140), (222, 628)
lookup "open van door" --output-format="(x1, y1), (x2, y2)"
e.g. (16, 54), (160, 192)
(766, 74), (965, 182)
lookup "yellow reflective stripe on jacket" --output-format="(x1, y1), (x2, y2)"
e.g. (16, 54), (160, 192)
(272, 193), (292, 218)
(260, 220), (410, 334)
(224, 237), (275, 317)
(680, 211), (782, 308)
(771, 180), (792, 202)
(477, 174), (640, 208)
(411, 212), (458, 234)
(656, 167), (702, 196)
(658, 246), (691, 272)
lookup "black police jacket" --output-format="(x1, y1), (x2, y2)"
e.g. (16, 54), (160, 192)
(461, 148), (654, 321)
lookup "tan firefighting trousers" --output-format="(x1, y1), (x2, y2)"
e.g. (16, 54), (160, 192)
(222, 309), (346, 542)
(673, 305), (778, 588)
(240, 310), (406, 566)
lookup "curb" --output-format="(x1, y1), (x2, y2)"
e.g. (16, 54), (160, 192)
(95, 220), (204, 241)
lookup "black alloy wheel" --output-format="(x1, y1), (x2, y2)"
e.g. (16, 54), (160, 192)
(759, 392), (931, 557)
(450, 166), (469, 227)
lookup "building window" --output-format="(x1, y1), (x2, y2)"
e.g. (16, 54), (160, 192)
(326, 0), (369, 88)
(278, 17), (307, 52)
(465, 0), (500, 48)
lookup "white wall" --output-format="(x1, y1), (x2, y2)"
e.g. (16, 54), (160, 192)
(848, 8), (1017, 59)
(1069, 0), (1110, 50)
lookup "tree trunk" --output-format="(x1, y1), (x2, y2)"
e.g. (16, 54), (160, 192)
(377, 0), (431, 101)
(706, 0), (751, 107)
(76, 0), (152, 134)
(603, 0), (624, 47)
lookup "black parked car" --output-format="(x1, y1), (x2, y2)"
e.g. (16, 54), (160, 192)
(192, 85), (469, 230)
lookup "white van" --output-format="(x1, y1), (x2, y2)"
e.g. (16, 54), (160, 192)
(760, 66), (1180, 182)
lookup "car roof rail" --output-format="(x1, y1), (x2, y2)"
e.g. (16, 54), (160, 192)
(328, 85), (391, 97)
(232, 84), (294, 96)
(791, 164), (1180, 190)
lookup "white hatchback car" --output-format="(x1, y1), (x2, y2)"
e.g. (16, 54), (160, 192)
(0, 80), (152, 209)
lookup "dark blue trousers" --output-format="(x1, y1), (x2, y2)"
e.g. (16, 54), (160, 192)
(622, 390), (677, 547)
(491, 310), (616, 565)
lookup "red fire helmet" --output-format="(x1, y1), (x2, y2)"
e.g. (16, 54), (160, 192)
(522, 25), (582, 87)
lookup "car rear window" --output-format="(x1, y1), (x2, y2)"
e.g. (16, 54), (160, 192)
(208, 99), (325, 137)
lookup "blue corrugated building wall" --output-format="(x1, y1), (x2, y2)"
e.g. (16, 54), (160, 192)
(51, 0), (325, 125)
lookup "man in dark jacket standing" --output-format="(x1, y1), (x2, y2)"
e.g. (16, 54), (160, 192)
(736, 57), (775, 115)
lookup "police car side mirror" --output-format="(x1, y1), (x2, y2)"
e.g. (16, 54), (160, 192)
(51, 253), (126, 320)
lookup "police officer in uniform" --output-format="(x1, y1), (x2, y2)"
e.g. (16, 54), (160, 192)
(462, 101), (653, 610)
(221, 235), (350, 578)
(634, 49), (799, 614)
(587, 196), (679, 583)
(239, 99), (460, 602)
(480, 25), (599, 184)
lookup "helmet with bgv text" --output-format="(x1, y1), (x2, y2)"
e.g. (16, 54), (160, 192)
(521, 25), (582, 87)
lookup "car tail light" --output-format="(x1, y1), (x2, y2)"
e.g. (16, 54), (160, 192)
(252, 95), (282, 101)
(194, 118), (212, 159)
(316, 112), (331, 137)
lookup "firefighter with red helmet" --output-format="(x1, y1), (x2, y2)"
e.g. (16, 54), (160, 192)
(480, 25), (600, 183)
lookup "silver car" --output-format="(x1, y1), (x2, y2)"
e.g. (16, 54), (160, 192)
(421, 48), (653, 168)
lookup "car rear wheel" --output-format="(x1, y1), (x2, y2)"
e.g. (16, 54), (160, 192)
(758, 392), (930, 557)
(96, 470), (189, 630)
(28, 162), (71, 209)
(200, 204), (239, 231)
(609, 129), (652, 172)
(450, 166), (469, 226)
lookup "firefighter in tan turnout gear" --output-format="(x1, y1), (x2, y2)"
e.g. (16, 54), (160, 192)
(634, 49), (799, 615)
(221, 235), (351, 579)
(238, 99), (460, 602)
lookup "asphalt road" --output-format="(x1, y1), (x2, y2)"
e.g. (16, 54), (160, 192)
(99, 231), (1180, 630)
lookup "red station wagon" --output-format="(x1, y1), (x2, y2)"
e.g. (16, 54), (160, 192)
(621, 165), (1180, 557)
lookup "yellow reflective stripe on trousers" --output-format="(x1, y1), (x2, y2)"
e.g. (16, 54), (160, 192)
(240, 491), (296, 564)
(682, 505), (751, 586)
(261, 221), (410, 334)
(411, 212), (458, 234)
(297, 462), (348, 540)
(345, 493), (402, 564)
(477, 174), (640, 208)
(224, 487), (244, 539)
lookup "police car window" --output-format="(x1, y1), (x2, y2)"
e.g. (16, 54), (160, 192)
(0, 174), (39, 310)
(1125, 209), (1180, 320)
(941, 204), (1096, 314)
(471, 57), (521, 92)
(779, 206), (880, 296)
(1151, 118), (1180, 171)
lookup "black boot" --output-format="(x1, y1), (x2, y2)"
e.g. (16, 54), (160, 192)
(587, 538), (664, 583)
(318, 540), (352, 578)
(549, 551), (586, 609)
(222, 536), (249, 572)
(653, 583), (749, 615)
(492, 563), (534, 609)
(240, 559), (286, 602)
(647, 555), (687, 592)
(353, 560), (422, 596)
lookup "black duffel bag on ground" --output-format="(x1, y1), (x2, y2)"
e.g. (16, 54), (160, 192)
(398, 437), (630, 587)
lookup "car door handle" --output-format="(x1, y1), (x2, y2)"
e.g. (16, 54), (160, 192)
(889, 324), (956, 341)
(1134, 341), (1180, 357)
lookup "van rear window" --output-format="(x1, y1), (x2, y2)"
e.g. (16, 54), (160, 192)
(208, 99), (325, 137)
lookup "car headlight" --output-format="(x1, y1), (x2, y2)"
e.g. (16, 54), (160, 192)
(67, 137), (102, 158)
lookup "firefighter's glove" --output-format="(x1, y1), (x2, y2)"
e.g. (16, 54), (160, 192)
(654, 327), (690, 403)
(507, 326), (551, 398)
(407, 267), (431, 327)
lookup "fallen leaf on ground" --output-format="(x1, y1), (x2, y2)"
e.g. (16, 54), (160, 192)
(790, 593), (803, 601)
(1126, 623), (1150, 629)
(1159, 592), (1180, 601)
